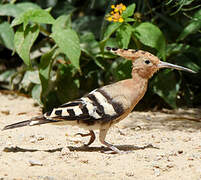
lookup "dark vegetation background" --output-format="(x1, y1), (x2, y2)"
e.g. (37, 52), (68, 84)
(0, 0), (200, 112)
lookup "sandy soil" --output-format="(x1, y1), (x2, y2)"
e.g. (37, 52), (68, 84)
(0, 91), (201, 180)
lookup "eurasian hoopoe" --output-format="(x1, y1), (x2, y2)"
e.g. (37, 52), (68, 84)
(2, 47), (195, 153)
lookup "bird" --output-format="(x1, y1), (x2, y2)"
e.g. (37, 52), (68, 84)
(2, 47), (196, 153)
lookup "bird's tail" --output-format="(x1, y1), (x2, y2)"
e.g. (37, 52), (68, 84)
(2, 116), (58, 130)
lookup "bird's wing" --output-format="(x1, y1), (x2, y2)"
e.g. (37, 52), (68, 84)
(44, 89), (124, 124)
(2, 88), (125, 130)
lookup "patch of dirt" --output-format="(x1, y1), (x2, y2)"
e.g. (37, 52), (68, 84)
(0, 92), (201, 180)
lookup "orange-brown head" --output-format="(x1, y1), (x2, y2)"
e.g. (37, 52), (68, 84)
(106, 47), (196, 79)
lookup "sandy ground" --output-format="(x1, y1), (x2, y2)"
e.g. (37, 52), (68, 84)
(0, 91), (201, 180)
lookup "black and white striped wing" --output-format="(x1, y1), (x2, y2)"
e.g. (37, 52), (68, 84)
(44, 89), (124, 125)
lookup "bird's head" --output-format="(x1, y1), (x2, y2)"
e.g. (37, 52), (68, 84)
(106, 47), (196, 79)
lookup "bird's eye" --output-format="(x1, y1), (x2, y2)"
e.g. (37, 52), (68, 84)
(144, 60), (150, 64)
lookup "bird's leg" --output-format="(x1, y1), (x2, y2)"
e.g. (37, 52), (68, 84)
(75, 130), (96, 146)
(99, 128), (122, 154)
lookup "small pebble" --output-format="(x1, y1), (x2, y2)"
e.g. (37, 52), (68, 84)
(178, 150), (183, 154)
(30, 138), (36, 143)
(80, 159), (89, 164)
(118, 129), (125, 136)
(1, 110), (10, 115)
(152, 162), (160, 168)
(37, 136), (45, 141)
(154, 169), (160, 176)
(161, 137), (168, 142)
(188, 164), (193, 168)
(188, 157), (194, 161)
(182, 137), (191, 142)
(166, 163), (174, 168)
(135, 126), (141, 131)
(61, 147), (71, 156)
(168, 150), (177, 156)
(144, 155), (150, 162)
(29, 135), (44, 143)
(29, 160), (43, 166)
(154, 155), (162, 161)
(126, 172), (135, 177)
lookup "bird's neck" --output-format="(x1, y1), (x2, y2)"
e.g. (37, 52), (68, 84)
(100, 73), (148, 113)
(127, 71), (149, 108)
(117, 74), (148, 111)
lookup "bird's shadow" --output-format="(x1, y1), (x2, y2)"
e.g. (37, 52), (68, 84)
(3, 144), (158, 153)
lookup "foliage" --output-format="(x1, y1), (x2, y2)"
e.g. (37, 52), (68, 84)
(0, 0), (200, 111)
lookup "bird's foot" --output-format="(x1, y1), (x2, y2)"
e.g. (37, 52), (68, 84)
(74, 130), (96, 146)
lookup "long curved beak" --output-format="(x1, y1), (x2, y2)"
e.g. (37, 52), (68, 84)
(158, 61), (196, 73)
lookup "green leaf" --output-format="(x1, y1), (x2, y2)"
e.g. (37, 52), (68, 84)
(122, 3), (136, 18)
(14, 24), (40, 66)
(125, 18), (136, 22)
(20, 70), (40, 92)
(31, 84), (42, 105)
(39, 48), (56, 100)
(152, 70), (180, 108)
(21, 70), (40, 85)
(100, 22), (121, 45)
(0, 2), (40, 17)
(52, 15), (71, 32)
(0, 4), (22, 17)
(39, 50), (54, 83)
(51, 29), (81, 69)
(177, 9), (201, 41)
(0, 22), (14, 50)
(16, 2), (41, 11)
(133, 22), (166, 59)
(0, 69), (16, 83)
(116, 24), (133, 48)
(11, 9), (55, 28)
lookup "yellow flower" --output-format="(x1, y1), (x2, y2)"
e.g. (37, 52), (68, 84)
(114, 3), (126, 14)
(114, 8), (119, 12)
(106, 3), (126, 23)
(106, 12), (124, 23)
(118, 17), (124, 23)
(111, 5), (115, 9)
(122, 5), (126, 11)
(106, 16), (113, 22)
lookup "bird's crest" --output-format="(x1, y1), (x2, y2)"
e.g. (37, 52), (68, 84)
(106, 47), (160, 63)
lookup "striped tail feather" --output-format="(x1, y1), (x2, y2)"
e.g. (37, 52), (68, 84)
(2, 116), (58, 130)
